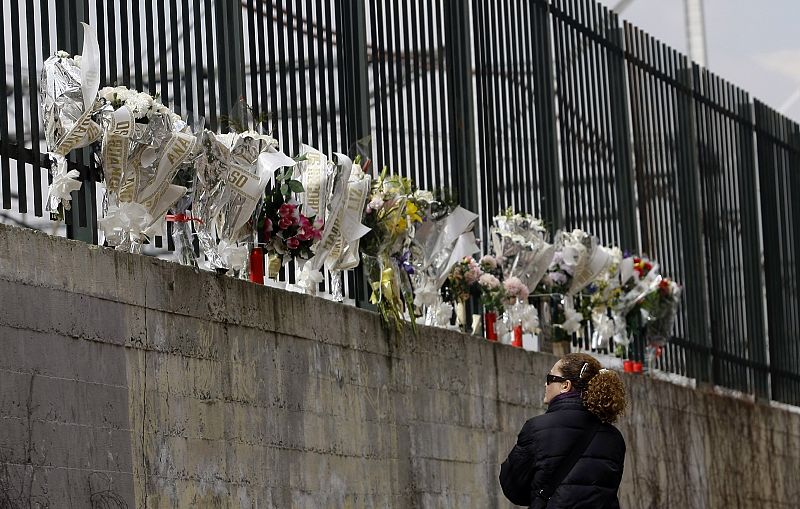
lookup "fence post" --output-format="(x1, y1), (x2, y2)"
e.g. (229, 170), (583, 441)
(442, 0), (479, 220)
(215, 1), (246, 131)
(674, 64), (712, 385)
(737, 102), (769, 401)
(608, 24), (638, 253)
(337, 0), (374, 309)
(530, 0), (563, 232)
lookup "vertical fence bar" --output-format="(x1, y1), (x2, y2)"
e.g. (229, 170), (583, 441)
(737, 101), (768, 399)
(26, 0), (42, 216)
(532, 0), (562, 231)
(444, 0), (478, 216)
(670, 58), (711, 383)
(0, 0), (9, 210)
(608, 22), (636, 251)
(10, 0), (26, 214)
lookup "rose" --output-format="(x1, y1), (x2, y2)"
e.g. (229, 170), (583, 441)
(286, 236), (300, 250)
(278, 203), (297, 218)
(278, 217), (293, 230)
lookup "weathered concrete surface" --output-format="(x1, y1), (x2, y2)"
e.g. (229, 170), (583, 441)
(1, 222), (799, 508)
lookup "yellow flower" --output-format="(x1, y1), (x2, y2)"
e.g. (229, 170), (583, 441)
(386, 211), (407, 235)
(370, 267), (397, 304)
(406, 201), (423, 223)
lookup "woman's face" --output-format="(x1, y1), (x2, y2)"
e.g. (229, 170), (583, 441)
(544, 359), (571, 404)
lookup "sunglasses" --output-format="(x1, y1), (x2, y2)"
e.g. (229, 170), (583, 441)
(546, 374), (569, 385)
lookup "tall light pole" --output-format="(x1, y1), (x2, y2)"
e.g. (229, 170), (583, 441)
(684, 0), (709, 67)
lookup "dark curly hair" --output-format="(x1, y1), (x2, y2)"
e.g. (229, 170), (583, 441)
(559, 353), (626, 423)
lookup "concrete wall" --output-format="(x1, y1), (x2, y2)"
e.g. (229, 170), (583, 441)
(1, 222), (799, 508)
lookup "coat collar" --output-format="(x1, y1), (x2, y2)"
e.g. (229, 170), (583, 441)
(546, 391), (584, 412)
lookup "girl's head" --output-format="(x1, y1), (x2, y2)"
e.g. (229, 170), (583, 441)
(544, 353), (627, 423)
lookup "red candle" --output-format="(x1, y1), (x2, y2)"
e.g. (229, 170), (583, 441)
(512, 325), (523, 348)
(485, 312), (498, 341)
(249, 247), (264, 284)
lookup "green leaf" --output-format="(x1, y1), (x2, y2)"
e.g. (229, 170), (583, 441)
(288, 180), (305, 193)
(280, 183), (289, 196)
(284, 168), (293, 179)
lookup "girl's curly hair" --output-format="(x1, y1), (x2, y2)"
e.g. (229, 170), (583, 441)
(559, 353), (627, 423)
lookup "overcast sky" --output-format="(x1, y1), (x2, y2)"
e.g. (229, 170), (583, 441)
(597, 0), (800, 122)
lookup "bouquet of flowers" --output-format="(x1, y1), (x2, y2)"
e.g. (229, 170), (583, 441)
(447, 256), (483, 303)
(478, 273), (506, 313)
(257, 167), (324, 275)
(625, 275), (682, 346)
(39, 24), (102, 215)
(94, 85), (195, 252)
(491, 210), (555, 292)
(360, 169), (428, 330)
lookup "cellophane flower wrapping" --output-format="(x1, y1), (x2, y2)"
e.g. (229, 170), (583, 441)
(94, 85), (194, 252)
(360, 170), (428, 330)
(39, 26), (103, 215)
(491, 211), (555, 293)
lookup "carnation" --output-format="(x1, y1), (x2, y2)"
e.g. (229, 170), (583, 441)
(479, 255), (498, 271)
(504, 276), (530, 301)
(127, 92), (155, 119)
(463, 257), (482, 285)
(479, 273), (501, 290)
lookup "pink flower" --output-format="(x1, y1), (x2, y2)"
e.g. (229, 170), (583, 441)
(479, 273), (501, 290)
(313, 218), (324, 230)
(504, 276), (530, 301)
(278, 203), (297, 218)
(286, 236), (300, 250)
(278, 217), (293, 230)
(366, 196), (384, 213)
(462, 257), (483, 285)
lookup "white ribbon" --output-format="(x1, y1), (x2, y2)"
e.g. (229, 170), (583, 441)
(299, 152), (354, 294)
(216, 240), (248, 271)
(101, 106), (134, 196)
(47, 161), (82, 211)
(296, 263), (325, 294)
(298, 145), (327, 218)
(556, 295), (583, 335)
(326, 162), (372, 271)
(99, 202), (153, 246)
(590, 310), (615, 350)
(80, 23), (101, 111)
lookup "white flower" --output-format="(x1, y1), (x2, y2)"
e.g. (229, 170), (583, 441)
(127, 92), (154, 119)
(55, 50), (71, 59)
(413, 190), (434, 203)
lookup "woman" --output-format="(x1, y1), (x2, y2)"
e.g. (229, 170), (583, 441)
(499, 353), (627, 508)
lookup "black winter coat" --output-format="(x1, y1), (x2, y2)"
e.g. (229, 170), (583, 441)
(499, 394), (625, 508)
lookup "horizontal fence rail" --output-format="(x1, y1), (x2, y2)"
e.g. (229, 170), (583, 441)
(2, 0), (800, 405)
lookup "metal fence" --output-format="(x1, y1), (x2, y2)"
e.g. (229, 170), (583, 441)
(2, 0), (800, 405)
